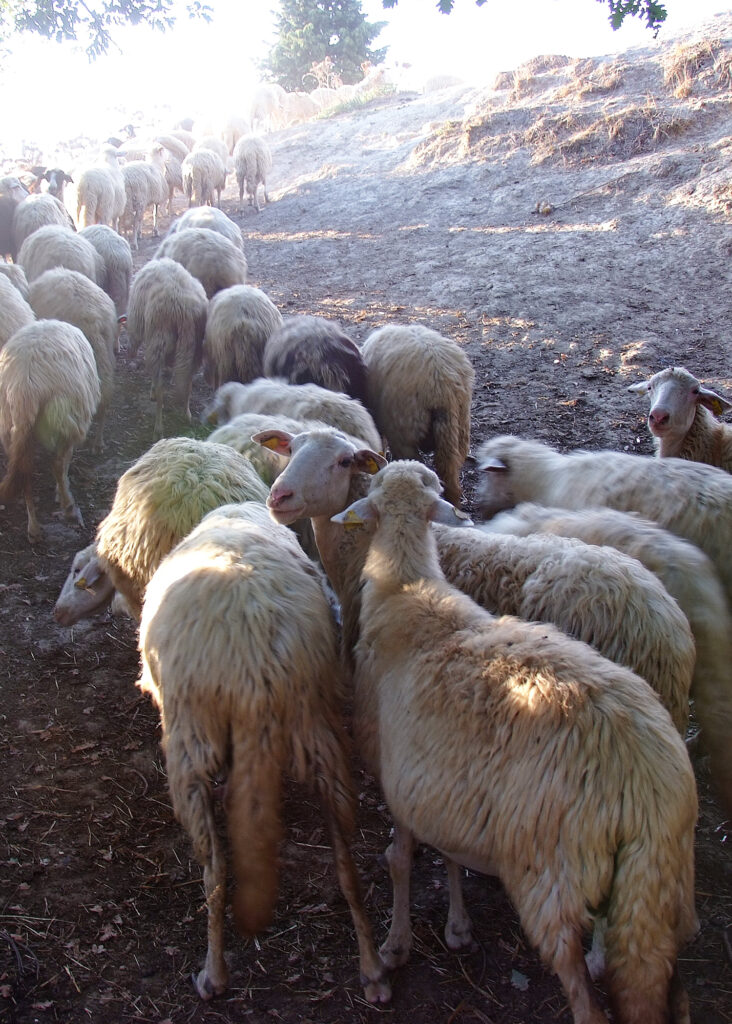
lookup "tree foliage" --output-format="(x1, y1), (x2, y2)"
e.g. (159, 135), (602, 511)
(0, 0), (211, 58)
(263, 0), (387, 92)
(381, 0), (668, 35)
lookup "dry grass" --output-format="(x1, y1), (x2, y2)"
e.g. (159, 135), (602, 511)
(662, 37), (723, 97)
(554, 62), (625, 102)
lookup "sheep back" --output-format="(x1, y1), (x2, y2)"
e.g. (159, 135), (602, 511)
(155, 227), (247, 299)
(204, 284), (282, 388)
(79, 224), (133, 316)
(263, 315), (368, 405)
(0, 273), (35, 350)
(17, 225), (102, 285)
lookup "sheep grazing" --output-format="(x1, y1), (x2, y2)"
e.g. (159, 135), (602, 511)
(17, 225), (102, 285)
(208, 412), (310, 485)
(0, 262), (30, 299)
(74, 145), (126, 230)
(155, 227), (247, 300)
(263, 315), (368, 406)
(126, 258), (208, 437)
(629, 365), (732, 471)
(203, 284), (282, 389)
(360, 323), (475, 505)
(166, 205), (244, 250)
(0, 319), (100, 541)
(12, 193), (76, 253)
(121, 145), (169, 250)
(331, 460), (697, 1024)
(28, 268), (116, 450)
(78, 224), (133, 318)
(483, 501), (732, 818)
(181, 148), (227, 208)
(476, 434), (732, 610)
(0, 273), (34, 349)
(204, 377), (382, 451)
(137, 501), (390, 1003)
(232, 135), (272, 213)
(54, 437), (269, 625)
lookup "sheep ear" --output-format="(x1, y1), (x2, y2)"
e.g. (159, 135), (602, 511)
(478, 456), (508, 473)
(697, 386), (732, 416)
(354, 450), (387, 474)
(74, 557), (107, 591)
(252, 430), (295, 455)
(331, 497), (374, 528)
(627, 380), (650, 394)
(430, 498), (473, 527)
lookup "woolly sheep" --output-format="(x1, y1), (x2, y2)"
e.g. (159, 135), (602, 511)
(121, 145), (168, 249)
(54, 437), (269, 625)
(12, 193), (76, 252)
(126, 258), (208, 437)
(232, 135), (272, 213)
(203, 284), (282, 388)
(280, 91), (320, 126)
(0, 262), (29, 299)
(78, 224), (133, 317)
(193, 135), (230, 165)
(482, 501), (732, 818)
(155, 227), (247, 299)
(0, 176), (29, 261)
(263, 315), (368, 406)
(0, 273), (34, 349)
(250, 83), (286, 132)
(331, 459), (698, 1024)
(137, 501), (390, 1003)
(629, 365), (732, 471)
(153, 133), (190, 163)
(221, 114), (251, 154)
(0, 319), (100, 541)
(361, 323), (475, 505)
(204, 377), (381, 451)
(17, 225), (102, 285)
(477, 434), (732, 610)
(28, 268), (116, 451)
(160, 148), (184, 217)
(73, 145), (126, 230)
(166, 205), (243, 250)
(181, 148), (227, 208)
(208, 412), (312, 485)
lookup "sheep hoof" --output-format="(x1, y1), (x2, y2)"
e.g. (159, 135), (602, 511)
(362, 972), (392, 1004)
(379, 940), (410, 969)
(444, 919), (473, 951)
(27, 524), (44, 545)
(192, 969), (227, 1000)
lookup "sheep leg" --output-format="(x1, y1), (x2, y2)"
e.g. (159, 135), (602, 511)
(444, 857), (473, 950)
(379, 821), (415, 968)
(23, 474), (42, 544)
(327, 818), (392, 1004)
(585, 917), (606, 981)
(52, 443), (83, 528)
(550, 930), (607, 1024)
(193, 845), (229, 1000)
(153, 378), (165, 438)
(152, 203), (160, 237)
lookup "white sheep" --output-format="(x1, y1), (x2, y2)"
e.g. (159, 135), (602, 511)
(204, 377), (382, 451)
(155, 227), (247, 300)
(126, 257), (208, 437)
(203, 284), (282, 389)
(279, 91), (320, 127)
(166, 205), (244, 250)
(629, 365), (732, 471)
(78, 224), (133, 317)
(0, 176), (29, 261)
(28, 268), (116, 451)
(137, 501), (390, 1003)
(0, 262), (30, 300)
(160, 147), (184, 217)
(193, 135), (230, 166)
(232, 135), (272, 213)
(0, 319), (100, 541)
(331, 459), (698, 1024)
(181, 148), (227, 208)
(121, 145), (169, 250)
(250, 83), (286, 133)
(360, 323), (475, 505)
(221, 114), (251, 154)
(153, 133), (191, 163)
(12, 192), (76, 252)
(17, 224), (102, 285)
(482, 501), (732, 818)
(54, 437), (269, 625)
(207, 412), (310, 485)
(73, 145), (126, 230)
(263, 315), (368, 406)
(0, 273), (34, 349)
(477, 433), (732, 610)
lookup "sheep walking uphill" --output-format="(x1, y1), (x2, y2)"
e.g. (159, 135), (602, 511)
(166, 205), (244, 250)
(155, 227), (247, 299)
(232, 135), (272, 212)
(12, 192), (76, 252)
(330, 460), (697, 1024)
(629, 365), (732, 471)
(0, 273), (34, 349)
(79, 224), (133, 318)
(203, 285), (282, 389)
(181, 148), (227, 208)
(0, 320), (100, 542)
(361, 323), (474, 505)
(137, 502), (390, 1003)
(18, 225), (102, 285)
(263, 315), (369, 406)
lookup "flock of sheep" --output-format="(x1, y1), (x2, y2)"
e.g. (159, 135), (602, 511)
(2, 99), (732, 1024)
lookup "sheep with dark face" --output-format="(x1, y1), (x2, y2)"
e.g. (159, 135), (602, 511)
(263, 315), (368, 406)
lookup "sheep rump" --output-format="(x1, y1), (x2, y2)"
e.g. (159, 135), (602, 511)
(203, 284), (282, 389)
(155, 227), (247, 299)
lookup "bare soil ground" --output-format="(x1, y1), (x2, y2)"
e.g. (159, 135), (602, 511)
(3, 15), (732, 1024)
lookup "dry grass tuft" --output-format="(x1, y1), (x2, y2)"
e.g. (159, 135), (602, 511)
(662, 37), (723, 97)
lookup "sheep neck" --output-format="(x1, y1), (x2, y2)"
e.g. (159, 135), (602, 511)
(362, 514), (440, 594)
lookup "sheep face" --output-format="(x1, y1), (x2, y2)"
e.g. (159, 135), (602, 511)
(476, 453), (516, 518)
(629, 366), (732, 455)
(333, 461), (473, 529)
(54, 544), (115, 625)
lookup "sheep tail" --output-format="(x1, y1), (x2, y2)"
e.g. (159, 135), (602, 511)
(225, 729), (283, 938)
(431, 407), (463, 506)
(0, 421), (35, 502)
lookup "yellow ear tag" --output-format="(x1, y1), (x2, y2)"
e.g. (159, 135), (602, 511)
(454, 509), (471, 521)
(74, 576), (87, 590)
(710, 398), (725, 417)
(260, 436), (282, 450)
(342, 509), (365, 530)
(364, 457), (381, 475)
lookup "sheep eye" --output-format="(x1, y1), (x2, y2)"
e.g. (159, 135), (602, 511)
(338, 456), (353, 468)
(692, 387), (700, 395)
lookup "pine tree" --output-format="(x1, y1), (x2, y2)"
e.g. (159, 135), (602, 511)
(263, 0), (388, 91)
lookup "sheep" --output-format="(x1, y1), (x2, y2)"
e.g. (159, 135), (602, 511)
(203, 284), (282, 389)
(166, 205), (243, 250)
(167, 128), (196, 152)
(0, 273), (34, 349)
(481, 501), (732, 818)
(629, 365), (732, 471)
(263, 315), (368, 406)
(153, 133), (190, 163)
(232, 135), (272, 213)
(360, 323), (475, 506)
(54, 437), (269, 625)
(159, 147), (184, 217)
(154, 227), (247, 299)
(0, 262), (29, 299)
(35, 167), (74, 201)
(0, 176), (29, 261)
(476, 434), (732, 610)
(28, 268), (116, 450)
(250, 83), (286, 133)
(73, 145), (126, 230)
(0, 319), (100, 542)
(126, 258), (208, 437)
(17, 225), (102, 285)
(203, 377), (382, 452)
(136, 501), (390, 1003)
(193, 135), (230, 166)
(121, 145), (169, 249)
(280, 91), (321, 126)
(329, 459), (698, 1024)
(208, 412), (311, 485)
(12, 193), (76, 252)
(221, 114), (251, 154)
(181, 148), (227, 208)
(78, 224), (133, 317)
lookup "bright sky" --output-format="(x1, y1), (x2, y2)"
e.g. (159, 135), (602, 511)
(1, 0), (728, 158)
